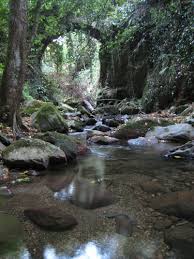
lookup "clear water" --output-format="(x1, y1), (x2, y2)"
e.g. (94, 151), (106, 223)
(0, 144), (194, 259)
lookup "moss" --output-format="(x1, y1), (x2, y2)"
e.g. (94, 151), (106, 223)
(21, 100), (47, 116)
(114, 119), (171, 140)
(32, 103), (68, 133)
(35, 132), (78, 160)
(2, 138), (56, 157)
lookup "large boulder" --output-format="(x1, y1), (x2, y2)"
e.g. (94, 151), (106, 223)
(165, 223), (194, 259)
(36, 132), (78, 161)
(165, 141), (194, 160)
(21, 99), (46, 116)
(150, 191), (194, 222)
(146, 123), (194, 142)
(114, 119), (163, 140)
(32, 103), (68, 133)
(24, 207), (77, 231)
(2, 138), (67, 169)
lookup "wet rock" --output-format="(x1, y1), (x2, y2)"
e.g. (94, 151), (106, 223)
(32, 103), (68, 133)
(164, 223), (194, 259)
(36, 132), (78, 161)
(70, 132), (88, 155)
(150, 191), (194, 221)
(185, 113), (194, 126)
(165, 141), (194, 160)
(128, 137), (158, 146)
(85, 129), (108, 139)
(0, 133), (12, 146)
(93, 124), (111, 132)
(114, 118), (162, 140)
(68, 120), (85, 132)
(85, 118), (97, 126)
(2, 138), (67, 169)
(140, 181), (166, 194)
(24, 207), (77, 231)
(89, 136), (119, 145)
(70, 179), (114, 209)
(103, 119), (120, 128)
(146, 123), (194, 142)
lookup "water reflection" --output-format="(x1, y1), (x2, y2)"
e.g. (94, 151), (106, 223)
(53, 156), (114, 209)
(43, 236), (122, 259)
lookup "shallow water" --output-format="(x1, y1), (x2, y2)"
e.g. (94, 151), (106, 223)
(1, 143), (194, 259)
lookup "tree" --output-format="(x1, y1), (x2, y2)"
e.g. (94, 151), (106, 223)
(0, 0), (27, 126)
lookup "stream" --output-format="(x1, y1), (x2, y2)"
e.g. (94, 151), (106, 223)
(1, 143), (194, 259)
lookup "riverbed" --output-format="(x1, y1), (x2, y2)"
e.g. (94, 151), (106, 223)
(1, 143), (194, 259)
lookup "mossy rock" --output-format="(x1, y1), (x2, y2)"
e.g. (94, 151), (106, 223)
(36, 132), (78, 161)
(32, 103), (68, 133)
(67, 120), (85, 132)
(21, 100), (46, 116)
(2, 138), (67, 169)
(114, 118), (169, 140)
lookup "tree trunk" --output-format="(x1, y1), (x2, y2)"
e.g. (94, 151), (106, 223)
(0, 0), (27, 125)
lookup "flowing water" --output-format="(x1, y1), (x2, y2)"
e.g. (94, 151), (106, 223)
(1, 143), (194, 259)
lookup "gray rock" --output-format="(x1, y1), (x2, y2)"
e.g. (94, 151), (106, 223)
(165, 141), (194, 160)
(150, 191), (194, 221)
(165, 223), (194, 259)
(146, 123), (194, 142)
(24, 207), (77, 231)
(89, 136), (119, 145)
(36, 132), (78, 161)
(2, 138), (67, 169)
(128, 137), (158, 146)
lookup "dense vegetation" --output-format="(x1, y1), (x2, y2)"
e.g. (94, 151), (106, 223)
(0, 0), (193, 125)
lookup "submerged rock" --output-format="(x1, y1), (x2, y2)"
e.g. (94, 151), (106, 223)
(150, 191), (194, 221)
(140, 181), (166, 194)
(24, 207), (77, 231)
(2, 138), (67, 169)
(165, 223), (194, 259)
(89, 136), (119, 145)
(32, 103), (68, 133)
(165, 141), (194, 160)
(146, 123), (194, 142)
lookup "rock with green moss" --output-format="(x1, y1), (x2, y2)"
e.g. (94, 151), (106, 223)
(113, 118), (167, 140)
(32, 103), (68, 133)
(35, 132), (77, 161)
(2, 138), (67, 169)
(21, 100), (46, 116)
(67, 120), (85, 132)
